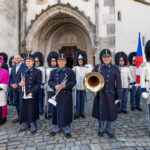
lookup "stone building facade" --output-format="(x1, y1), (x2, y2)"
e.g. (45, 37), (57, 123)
(0, 0), (150, 66)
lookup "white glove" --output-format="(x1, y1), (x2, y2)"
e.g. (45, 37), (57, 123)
(135, 84), (139, 88)
(41, 83), (46, 89)
(86, 89), (89, 93)
(44, 83), (48, 89)
(142, 92), (149, 99)
(72, 86), (76, 91)
(129, 85), (132, 89)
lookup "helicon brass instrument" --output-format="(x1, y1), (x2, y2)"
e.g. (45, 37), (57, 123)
(83, 72), (104, 95)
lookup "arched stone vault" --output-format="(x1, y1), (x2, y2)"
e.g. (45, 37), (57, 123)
(25, 3), (96, 65)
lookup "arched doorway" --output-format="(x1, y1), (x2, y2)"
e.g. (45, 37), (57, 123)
(59, 46), (78, 68)
(25, 4), (96, 67)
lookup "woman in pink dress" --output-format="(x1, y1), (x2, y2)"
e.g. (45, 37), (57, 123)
(0, 56), (9, 125)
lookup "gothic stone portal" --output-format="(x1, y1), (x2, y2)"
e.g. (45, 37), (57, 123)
(25, 4), (95, 67)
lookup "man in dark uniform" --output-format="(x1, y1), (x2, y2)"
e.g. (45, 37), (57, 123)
(92, 49), (122, 138)
(18, 54), (42, 134)
(49, 53), (76, 138)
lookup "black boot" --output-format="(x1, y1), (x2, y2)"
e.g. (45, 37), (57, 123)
(136, 107), (143, 111)
(98, 131), (104, 137)
(66, 133), (71, 138)
(106, 131), (115, 139)
(50, 131), (57, 136)
(108, 133), (115, 139)
(122, 110), (128, 114)
(74, 115), (80, 119)
(80, 114), (86, 118)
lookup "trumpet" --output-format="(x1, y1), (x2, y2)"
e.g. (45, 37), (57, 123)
(21, 73), (33, 99)
(48, 74), (68, 106)
(21, 73), (27, 98)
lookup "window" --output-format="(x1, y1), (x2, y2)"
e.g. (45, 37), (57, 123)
(118, 11), (122, 21)
(142, 36), (145, 47)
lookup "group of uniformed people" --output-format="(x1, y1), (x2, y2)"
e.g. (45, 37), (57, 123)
(0, 39), (150, 138)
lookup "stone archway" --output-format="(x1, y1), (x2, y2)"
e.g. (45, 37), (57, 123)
(25, 4), (96, 66)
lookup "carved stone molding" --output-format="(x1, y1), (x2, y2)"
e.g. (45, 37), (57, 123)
(134, 0), (150, 5)
(23, 0), (28, 11)
(27, 3), (94, 33)
(26, 3), (96, 50)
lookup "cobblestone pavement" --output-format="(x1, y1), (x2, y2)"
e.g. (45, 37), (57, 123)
(1, 92), (150, 150)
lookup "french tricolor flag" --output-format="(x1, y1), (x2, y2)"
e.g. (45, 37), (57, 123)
(135, 32), (146, 84)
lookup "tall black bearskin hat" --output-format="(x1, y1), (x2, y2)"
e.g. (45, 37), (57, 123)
(115, 52), (128, 66)
(20, 53), (27, 60)
(128, 52), (136, 65)
(145, 40), (150, 62)
(9, 56), (14, 67)
(33, 52), (44, 66)
(74, 50), (87, 66)
(0, 52), (8, 63)
(47, 51), (58, 67)
(99, 49), (111, 63)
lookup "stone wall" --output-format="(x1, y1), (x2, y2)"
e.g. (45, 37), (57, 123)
(26, 0), (95, 28)
(0, 0), (19, 59)
(95, 0), (116, 63)
(25, 3), (96, 65)
(115, 0), (150, 55)
(1, 0), (150, 65)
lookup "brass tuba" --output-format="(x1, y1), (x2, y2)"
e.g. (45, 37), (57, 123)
(83, 72), (104, 95)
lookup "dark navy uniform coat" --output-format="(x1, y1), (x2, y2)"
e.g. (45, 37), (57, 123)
(20, 67), (42, 124)
(49, 67), (76, 128)
(92, 63), (123, 121)
(10, 63), (27, 85)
